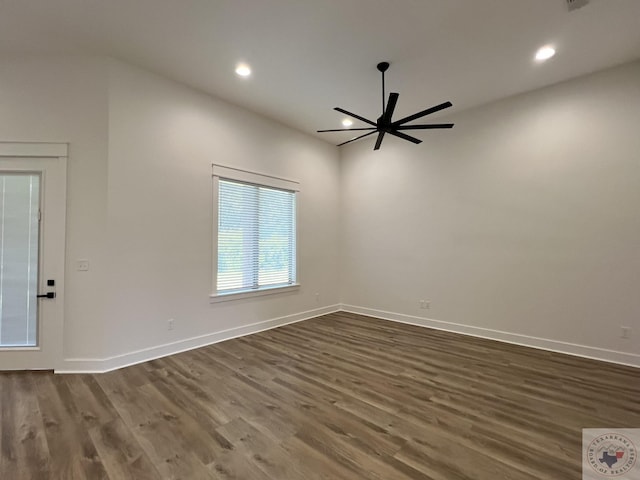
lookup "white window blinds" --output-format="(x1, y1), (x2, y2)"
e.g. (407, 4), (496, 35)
(216, 178), (296, 294)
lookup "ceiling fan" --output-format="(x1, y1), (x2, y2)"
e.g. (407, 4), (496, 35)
(318, 62), (454, 150)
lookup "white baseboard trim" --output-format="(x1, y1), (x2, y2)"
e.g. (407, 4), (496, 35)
(340, 304), (640, 369)
(57, 304), (340, 374)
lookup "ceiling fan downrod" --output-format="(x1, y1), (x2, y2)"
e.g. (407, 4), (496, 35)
(378, 61), (389, 114)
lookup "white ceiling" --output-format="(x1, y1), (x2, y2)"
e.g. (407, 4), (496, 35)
(1, 0), (639, 146)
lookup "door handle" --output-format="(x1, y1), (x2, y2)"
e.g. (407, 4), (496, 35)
(37, 292), (56, 299)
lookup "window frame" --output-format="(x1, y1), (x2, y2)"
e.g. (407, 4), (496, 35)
(210, 164), (300, 303)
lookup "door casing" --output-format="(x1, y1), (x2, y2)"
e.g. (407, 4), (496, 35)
(0, 142), (67, 370)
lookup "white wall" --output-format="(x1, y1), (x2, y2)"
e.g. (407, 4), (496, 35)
(340, 61), (640, 365)
(0, 56), (340, 371)
(2, 55), (637, 371)
(0, 56), (110, 360)
(100, 59), (341, 364)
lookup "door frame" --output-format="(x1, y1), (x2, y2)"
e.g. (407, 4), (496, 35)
(0, 142), (67, 370)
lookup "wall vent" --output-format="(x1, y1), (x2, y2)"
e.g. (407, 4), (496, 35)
(566, 0), (590, 12)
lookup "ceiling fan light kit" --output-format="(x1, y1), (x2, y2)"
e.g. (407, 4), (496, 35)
(318, 62), (454, 151)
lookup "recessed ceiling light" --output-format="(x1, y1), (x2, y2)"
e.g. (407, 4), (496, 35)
(235, 63), (251, 77)
(342, 119), (353, 127)
(535, 46), (556, 62)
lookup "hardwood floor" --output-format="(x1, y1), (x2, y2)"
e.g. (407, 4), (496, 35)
(1, 312), (639, 479)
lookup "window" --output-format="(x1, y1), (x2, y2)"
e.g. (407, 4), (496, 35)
(211, 165), (299, 300)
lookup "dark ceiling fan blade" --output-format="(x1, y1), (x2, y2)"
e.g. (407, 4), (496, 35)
(389, 130), (422, 144)
(374, 131), (386, 150)
(392, 101), (453, 126)
(382, 92), (399, 124)
(337, 130), (377, 147)
(317, 127), (377, 133)
(396, 123), (454, 130)
(334, 108), (377, 127)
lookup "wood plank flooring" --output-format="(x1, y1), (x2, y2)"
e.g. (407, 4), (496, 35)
(1, 311), (639, 479)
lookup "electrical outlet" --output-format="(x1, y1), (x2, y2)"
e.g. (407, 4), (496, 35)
(621, 326), (631, 339)
(76, 259), (89, 271)
(168, 319), (174, 331)
(315, 292), (320, 303)
(419, 300), (431, 309)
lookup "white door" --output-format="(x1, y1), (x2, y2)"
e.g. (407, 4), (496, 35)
(0, 155), (66, 370)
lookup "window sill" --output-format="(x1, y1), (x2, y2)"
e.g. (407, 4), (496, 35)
(209, 283), (300, 303)
(0, 346), (40, 351)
